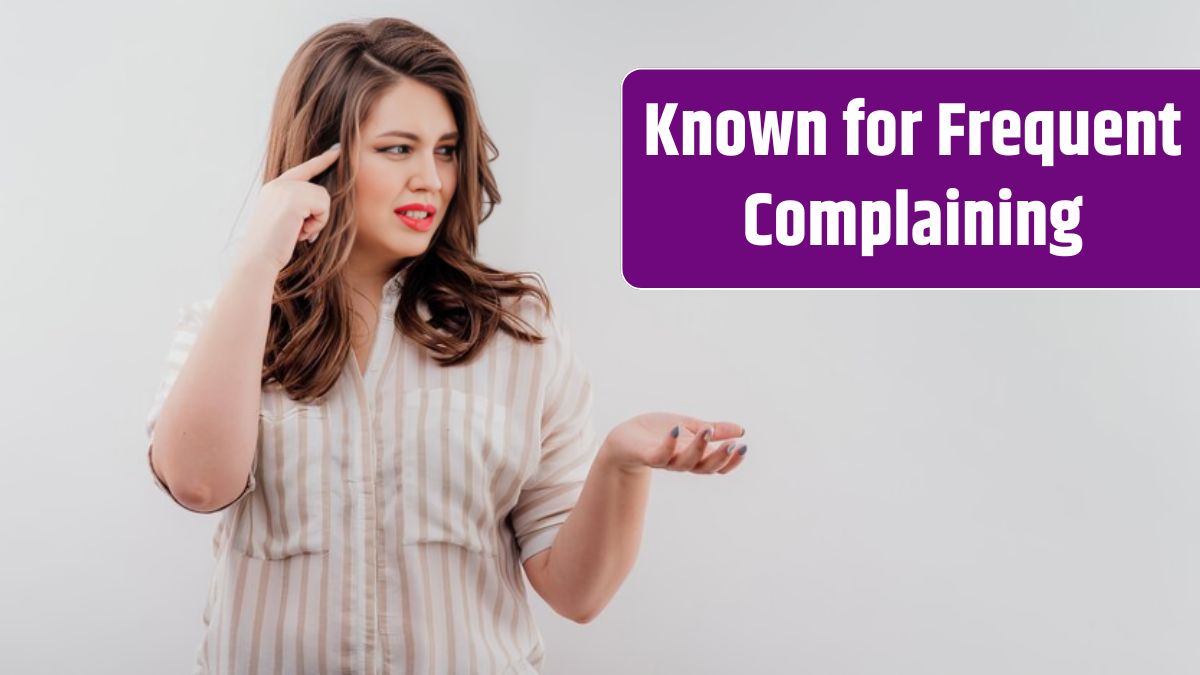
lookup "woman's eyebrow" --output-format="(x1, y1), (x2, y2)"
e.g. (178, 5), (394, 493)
(376, 130), (459, 141)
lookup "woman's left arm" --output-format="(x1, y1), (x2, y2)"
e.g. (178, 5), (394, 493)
(523, 414), (747, 623)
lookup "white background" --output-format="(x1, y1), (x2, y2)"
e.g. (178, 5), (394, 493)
(2, 1), (1199, 673)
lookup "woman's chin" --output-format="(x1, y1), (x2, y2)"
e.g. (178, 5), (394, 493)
(349, 236), (429, 265)
(389, 226), (436, 253)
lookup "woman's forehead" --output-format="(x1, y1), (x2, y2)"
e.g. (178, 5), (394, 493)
(363, 80), (458, 139)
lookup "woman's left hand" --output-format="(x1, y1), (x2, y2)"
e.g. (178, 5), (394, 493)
(598, 412), (748, 476)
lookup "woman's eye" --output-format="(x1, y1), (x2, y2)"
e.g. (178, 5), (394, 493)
(379, 145), (456, 158)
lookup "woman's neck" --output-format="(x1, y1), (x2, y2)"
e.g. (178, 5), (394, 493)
(343, 252), (402, 305)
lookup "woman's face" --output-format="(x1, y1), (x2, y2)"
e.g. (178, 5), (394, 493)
(351, 78), (459, 267)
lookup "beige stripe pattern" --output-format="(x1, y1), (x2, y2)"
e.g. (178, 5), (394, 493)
(144, 268), (598, 674)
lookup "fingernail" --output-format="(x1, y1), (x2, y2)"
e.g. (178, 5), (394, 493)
(725, 443), (736, 455)
(670, 425), (679, 438)
(329, 142), (341, 151)
(737, 444), (748, 456)
(702, 428), (713, 442)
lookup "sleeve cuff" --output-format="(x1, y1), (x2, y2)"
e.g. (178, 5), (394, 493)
(518, 524), (562, 564)
(147, 441), (256, 513)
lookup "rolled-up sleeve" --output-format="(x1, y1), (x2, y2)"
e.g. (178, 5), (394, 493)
(144, 299), (256, 509)
(510, 308), (599, 563)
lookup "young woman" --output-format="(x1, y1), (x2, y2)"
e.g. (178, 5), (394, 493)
(145, 17), (748, 675)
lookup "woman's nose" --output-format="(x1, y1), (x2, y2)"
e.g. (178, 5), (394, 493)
(408, 153), (442, 193)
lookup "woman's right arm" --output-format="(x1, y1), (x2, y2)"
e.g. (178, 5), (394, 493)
(149, 260), (278, 512)
(149, 143), (342, 512)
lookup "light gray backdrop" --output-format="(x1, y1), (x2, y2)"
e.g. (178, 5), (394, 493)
(1, 1), (1197, 673)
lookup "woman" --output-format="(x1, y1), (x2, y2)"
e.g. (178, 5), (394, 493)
(145, 17), (748, 674)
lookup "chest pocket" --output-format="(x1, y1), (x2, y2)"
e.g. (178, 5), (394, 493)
(399, 387), (511, 557)
(232, 387), (333, 559)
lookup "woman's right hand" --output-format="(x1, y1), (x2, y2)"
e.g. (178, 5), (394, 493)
(237, 143), (342, 274)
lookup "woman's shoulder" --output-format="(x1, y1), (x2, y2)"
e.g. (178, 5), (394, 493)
(503, 285), (562, 340)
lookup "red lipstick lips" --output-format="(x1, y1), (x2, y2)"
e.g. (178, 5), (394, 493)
(395, 203), (437, 232)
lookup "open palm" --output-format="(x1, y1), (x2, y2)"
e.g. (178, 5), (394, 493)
(600, 412), (748, 475)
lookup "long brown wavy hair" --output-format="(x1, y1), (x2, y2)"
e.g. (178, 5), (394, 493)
(260, 18), (551, 403)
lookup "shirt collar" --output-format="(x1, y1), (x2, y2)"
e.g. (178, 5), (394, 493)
(384, 265), (409, 298)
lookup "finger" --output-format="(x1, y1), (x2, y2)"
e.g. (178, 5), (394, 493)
(299, 215), (327, 242)
(715, 444), (748, 474)
(297, 184), (334, 241)
(666, 425), (712, 471)
(692, 440), (739, 474)
(278, 143), (342, 182)
(706, 421), (745, 441)
(298, 219), (322, 243)
(674, 418), (744, 442)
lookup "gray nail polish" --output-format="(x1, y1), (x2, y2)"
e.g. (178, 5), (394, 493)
(670, 425), (680, 438)
(737, 445), (748, 456)
(725, 443), (736, 454)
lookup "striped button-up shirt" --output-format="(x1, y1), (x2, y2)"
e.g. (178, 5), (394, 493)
(145, 268), (597, 674)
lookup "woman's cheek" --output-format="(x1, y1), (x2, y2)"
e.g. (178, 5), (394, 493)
(362, 171), (389, 202)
